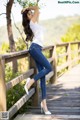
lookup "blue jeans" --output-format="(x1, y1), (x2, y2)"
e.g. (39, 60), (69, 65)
(29, 43), (53, 100)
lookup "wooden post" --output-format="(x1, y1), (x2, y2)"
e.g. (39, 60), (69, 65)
(0, 57), (6, 111)
(66, 44), (69, 70)
(50, 46), (57, 84)
(66, 43), (71, 70)
(29, 55), (39, 106)
(78, 42), (80, 63)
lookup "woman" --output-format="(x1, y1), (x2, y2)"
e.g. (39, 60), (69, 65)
(21, 5), (53, 115)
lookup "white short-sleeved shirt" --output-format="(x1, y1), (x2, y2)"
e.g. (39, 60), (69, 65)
(29, 20), (44, 47)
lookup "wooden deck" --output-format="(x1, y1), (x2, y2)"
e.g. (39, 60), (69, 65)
(14, 64), (80, 120)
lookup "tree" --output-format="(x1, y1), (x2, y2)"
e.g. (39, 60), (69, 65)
(6, 0), (18, 73)
(6, 0), (15, 52)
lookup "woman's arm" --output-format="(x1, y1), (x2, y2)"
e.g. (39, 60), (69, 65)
(28, 6), (39, 10)
(28, 6), (39, 23)
(21, 5), (39, 22)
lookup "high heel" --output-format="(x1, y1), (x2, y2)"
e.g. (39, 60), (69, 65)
(40, 103), (51, 115)
(24, 78), (30, 95)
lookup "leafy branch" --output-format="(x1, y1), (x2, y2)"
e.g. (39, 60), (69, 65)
(17, 0), (40, 8)
(11, 12), (28, 48)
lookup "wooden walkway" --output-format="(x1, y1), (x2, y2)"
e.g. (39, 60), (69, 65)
(14, 64), (80, 120)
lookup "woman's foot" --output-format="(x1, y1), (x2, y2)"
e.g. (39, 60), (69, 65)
(40, 99), (51, 115)
(24, 78), (35, 95)
(24, 78), (30, 95)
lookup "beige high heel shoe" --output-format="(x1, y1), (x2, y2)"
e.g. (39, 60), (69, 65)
(24, 78), (30, 95)
(40, 102), (51, 115)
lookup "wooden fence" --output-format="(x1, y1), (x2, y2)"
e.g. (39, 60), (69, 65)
(0, 41), (80, 119)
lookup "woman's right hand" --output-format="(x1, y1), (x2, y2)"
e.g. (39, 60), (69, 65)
(21, 5), (39, 14)
(28, 5), (39, 10)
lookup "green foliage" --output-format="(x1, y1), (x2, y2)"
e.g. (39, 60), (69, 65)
(5, 61), (31, 112)
(5, 63), (24, 109)
(7, 83), (25, 109)
(5, 64), (21, 82)
(5, 61), (30, 111)
(61, 24), (80, 42)
(56, 46), (67, 76)
(1, 42), (10, 54)
(17, 0), (40, 8)
(60, 23), (80, 75)
(15, 37), (27, 51)
(1, 37), (28, 110)
(57, 47), (66, 66)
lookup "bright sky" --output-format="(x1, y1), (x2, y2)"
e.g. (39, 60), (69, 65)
(0, 0), (80, 27)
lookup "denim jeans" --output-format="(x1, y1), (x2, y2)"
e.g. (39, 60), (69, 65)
(29, 43), (53, 100)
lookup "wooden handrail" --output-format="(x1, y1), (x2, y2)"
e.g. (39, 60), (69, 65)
(0, 41), (80, 119)
(0, 42), (79, 59)
(0, 45), (53, 59)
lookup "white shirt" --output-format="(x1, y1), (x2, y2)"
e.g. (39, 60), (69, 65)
(29, 20), (44, 47)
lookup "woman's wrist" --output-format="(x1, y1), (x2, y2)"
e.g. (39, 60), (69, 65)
(28, 6), (39, 10)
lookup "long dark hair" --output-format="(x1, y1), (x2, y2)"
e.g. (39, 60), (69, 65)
(22, 9), (34, 42)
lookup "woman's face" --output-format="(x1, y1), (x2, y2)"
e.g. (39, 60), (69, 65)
(27, 10), (34, 20)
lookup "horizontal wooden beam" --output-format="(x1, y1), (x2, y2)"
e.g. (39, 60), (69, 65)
(46, 71), (54, 81)
(8, 88), (35, 119)
(71, 56), (80, 64)
(56, 41), (80, 47)
(57, 56), (80, 72)
(5, 50), (54, 63)
(57, 62), (69, 72)
(42, 45), (53, 51)
(1, 50), (29, 59)
(48, 57), (53, 63)
(0, 45), (53, 60)
(56, 43), (68, 47)
(0, 42), (80, 63)
(57, 53), (68, 58)
(71, 49), (80, 55)
(70, 41), (80, 45)
(5, 53), (29, 63)
(6, 69), (34, 91)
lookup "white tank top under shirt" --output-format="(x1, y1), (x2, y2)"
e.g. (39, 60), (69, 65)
(29, 20), (44, 47)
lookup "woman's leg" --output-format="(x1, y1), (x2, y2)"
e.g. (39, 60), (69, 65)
(29, 46), (53, 81)
(26, 44), (52, 113)
(27, 45), (53, 90)
(35, 61), (49, 112)
(35, 60), (46, 100)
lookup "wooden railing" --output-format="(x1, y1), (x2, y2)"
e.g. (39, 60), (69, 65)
(0, 41), (80, 119)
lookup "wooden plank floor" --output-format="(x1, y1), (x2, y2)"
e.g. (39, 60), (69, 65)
(14, 64), (80, 120)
